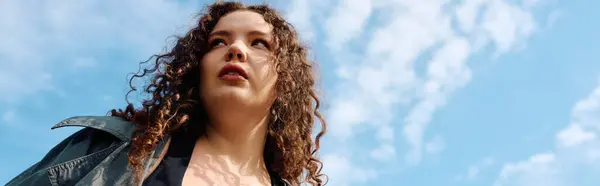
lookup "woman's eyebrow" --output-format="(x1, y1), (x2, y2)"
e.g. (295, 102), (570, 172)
(209, 30), (231, 38)
(209, 29), (272, 42)
(211, 30), (271, 37)
(248, 30), (271, 38)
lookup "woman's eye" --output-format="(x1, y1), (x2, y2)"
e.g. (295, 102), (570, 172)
(209, 39), (226, 48)
(251, 39), (270, 50)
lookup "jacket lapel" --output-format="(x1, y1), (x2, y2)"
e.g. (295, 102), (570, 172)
(49, 116), (172, 186)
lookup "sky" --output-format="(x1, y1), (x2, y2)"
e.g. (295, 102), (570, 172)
(0, 0), (599, 185)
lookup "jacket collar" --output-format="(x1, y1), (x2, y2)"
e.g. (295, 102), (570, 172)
(51, 116), (135, 141)
(51, 116), (172, 186)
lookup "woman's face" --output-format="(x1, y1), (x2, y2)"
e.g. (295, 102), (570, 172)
(200, 10), (278, 118)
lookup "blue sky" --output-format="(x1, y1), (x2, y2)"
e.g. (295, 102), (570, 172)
(1, 0), (599, 185)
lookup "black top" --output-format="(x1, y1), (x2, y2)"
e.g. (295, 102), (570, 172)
(142, 133), (286, 186)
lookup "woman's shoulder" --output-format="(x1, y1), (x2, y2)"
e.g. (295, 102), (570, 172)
(6, 116), (136, 186)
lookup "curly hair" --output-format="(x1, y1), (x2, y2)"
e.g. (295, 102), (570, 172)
(109, 2), (327, 185)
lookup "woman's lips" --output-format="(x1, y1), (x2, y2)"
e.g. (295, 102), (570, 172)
(218, 64), (248, 81)
(220, 73), (246, 81)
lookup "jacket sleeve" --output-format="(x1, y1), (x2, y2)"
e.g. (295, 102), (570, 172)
(5, 128), (119, 186)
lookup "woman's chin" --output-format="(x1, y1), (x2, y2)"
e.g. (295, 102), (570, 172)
(211, 86), (253, 101)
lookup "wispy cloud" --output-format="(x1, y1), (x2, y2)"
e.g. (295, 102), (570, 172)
(494, 82), (600, 186)
(284, 0), (550, 185)
(321, 154), (378, 186)
(324, 0), (373, 51)
(1, 0), (568, 185)
(457, 157), (496, 182)
(424, 135), (446, 155)
(0, 0), (200, 105)
(283, 0), (316, 42)
(0, 2), (202, 183)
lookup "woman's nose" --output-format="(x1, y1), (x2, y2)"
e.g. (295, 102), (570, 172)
(225, 42), (247, 62)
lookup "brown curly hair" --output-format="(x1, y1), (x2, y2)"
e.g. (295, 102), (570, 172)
(109, 1), (327, 185)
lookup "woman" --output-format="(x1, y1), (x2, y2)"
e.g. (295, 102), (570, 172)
(6, 1), (327, 186)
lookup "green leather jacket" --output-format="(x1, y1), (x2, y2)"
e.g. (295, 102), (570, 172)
(6, 116), (180, 186)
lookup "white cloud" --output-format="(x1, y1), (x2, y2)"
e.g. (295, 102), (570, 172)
(457, 157), (496, 182)
(321, 154), (378, 186)
(455, 0), (486, 34)
(284, 0), (316, 42)
(572, 86), (600, 130)
(556, 124), (596, 148)
(481, 0), (536, 55)
(495, 83), (600, 186)
(0, 0), (198, 104)
(327, 98), (368, 140)
(495, 153), (563, 186)
(285, 0), (549, 184)
(404, 37), (472, 164)
(370, 143), (396, 161)
(499, 153), (556, 179)
(425, 135), (446, 155)
(324, 0), (373, 51)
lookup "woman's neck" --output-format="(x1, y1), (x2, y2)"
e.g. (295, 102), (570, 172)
(196, 114), (270, 175)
